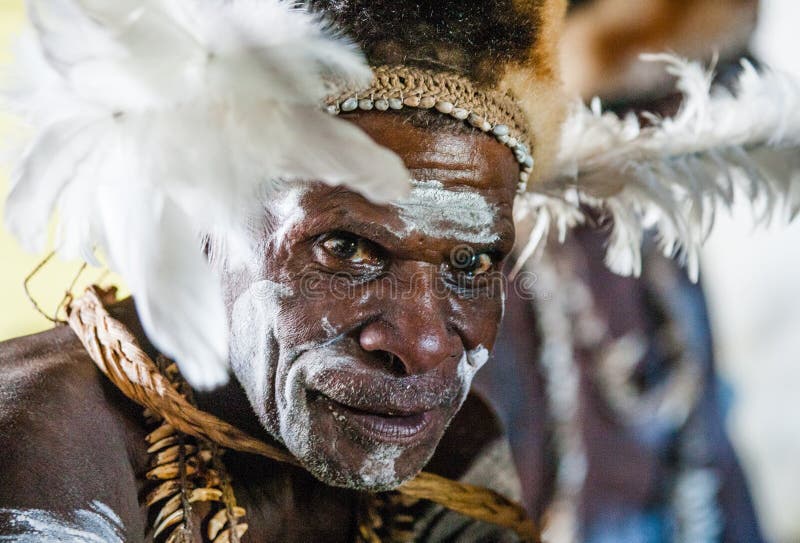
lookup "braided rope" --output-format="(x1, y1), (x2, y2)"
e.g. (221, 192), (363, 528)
(67, 287), (539, 542)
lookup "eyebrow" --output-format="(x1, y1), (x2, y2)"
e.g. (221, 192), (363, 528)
(302, 190), (400, 240)
(307, 191), (515, 257)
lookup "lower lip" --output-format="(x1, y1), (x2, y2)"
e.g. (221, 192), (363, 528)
(316, 395), (434, 443)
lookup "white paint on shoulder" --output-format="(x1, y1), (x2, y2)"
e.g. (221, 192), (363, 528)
(0, 501), (126, 542)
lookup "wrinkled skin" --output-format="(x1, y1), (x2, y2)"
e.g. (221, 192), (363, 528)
(216, 111), (519, 490)
(0, 111), (521, 541)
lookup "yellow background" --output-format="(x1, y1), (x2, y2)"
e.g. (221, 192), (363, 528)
(0, 0), (125, 342)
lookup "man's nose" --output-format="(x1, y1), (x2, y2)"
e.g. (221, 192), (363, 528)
(358, 271), (462, 376)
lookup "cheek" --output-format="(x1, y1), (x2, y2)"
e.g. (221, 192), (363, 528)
(449, 292), (505, 349)
(456, 344), (491, 397)
(228, 280), (283, 413)
(279, 279), (374, 344)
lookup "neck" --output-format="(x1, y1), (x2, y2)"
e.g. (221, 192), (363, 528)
(193, 375), (284, 449)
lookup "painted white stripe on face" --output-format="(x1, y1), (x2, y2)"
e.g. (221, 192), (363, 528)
(457, 344), (491, 402)
(0, 501), (125, 542)
(270, 186), (308, 249)
(229, 279), (287, 427)
(391, 180), (499, 244)
(466, 345), (490, 369)
(359, 444), (403, 489)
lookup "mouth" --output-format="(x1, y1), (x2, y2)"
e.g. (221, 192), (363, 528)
(310, 391), (436, 444)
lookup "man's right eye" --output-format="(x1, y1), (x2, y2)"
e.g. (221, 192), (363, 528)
(323, 236), (358, 259)
(318, 233), (384, 267)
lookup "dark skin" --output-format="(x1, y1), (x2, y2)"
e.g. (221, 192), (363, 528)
(217, 111), (518, 491)
(0, 112), (521, 541)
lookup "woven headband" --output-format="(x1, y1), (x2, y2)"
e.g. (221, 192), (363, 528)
(327, 65), (536, 192)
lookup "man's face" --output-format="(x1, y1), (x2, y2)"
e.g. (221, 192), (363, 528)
(224, 111), (519, 490)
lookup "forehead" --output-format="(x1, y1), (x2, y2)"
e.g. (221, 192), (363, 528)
(265, 111), (519, 257)
(344, 111), (520, 197)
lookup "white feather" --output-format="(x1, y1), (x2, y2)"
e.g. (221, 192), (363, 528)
(3, 0), (409, 389)
(525, 55), (800, 281)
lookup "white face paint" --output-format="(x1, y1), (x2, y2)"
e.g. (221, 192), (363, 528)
(0, 501), (125, 543)
(391, 180), (499, 244)
(358, 444), (404, 488)
(227, 187), (306, 426)
(270, 185), (307, 248)
(320, 315), (337, 336)
(212, 184), (308, 274)
(229, 279), (285, 426)
(467, 344), (490, 369)
(458, 344), (491, 400)
(228, 279), (365, 485)
(277, 344), (333, 463)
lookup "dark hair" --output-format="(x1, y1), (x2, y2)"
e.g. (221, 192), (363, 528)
(306, 0), (540, 86)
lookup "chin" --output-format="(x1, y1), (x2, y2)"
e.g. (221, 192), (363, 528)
(299, 445), (425, 492)
(278, 389), (456, 491)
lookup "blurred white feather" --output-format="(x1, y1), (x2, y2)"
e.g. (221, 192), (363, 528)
(3, 0), (409, 389)
(519, 54), (800, 281)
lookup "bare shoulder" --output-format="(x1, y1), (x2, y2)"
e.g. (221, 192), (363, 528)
(0, 298), (150, 446)
(0, 324), (147, 540)
(1, 323), (97, 404)
(0, 324), (123, 442)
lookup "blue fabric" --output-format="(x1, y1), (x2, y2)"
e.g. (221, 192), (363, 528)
(584, 508), (670, 543)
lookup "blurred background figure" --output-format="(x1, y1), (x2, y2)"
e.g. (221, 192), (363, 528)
(557, 0), (800, 541)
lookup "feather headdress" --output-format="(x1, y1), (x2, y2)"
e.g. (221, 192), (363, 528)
(515, 55), (800, 280)
(3, 0), (409, 388)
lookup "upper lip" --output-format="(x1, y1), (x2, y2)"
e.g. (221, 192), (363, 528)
(307, 368), (460, 416)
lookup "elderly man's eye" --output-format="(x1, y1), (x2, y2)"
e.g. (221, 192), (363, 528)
(320, 234), (383, 266)
(449, 249), (497, 281)
(461, 253), (494, 277)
